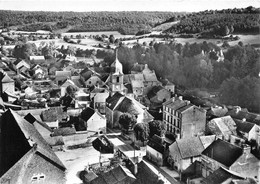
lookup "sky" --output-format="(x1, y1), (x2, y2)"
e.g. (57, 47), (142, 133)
(0, 0), (259, 12)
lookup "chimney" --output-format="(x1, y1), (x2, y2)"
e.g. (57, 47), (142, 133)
(242, 144), (251, 155)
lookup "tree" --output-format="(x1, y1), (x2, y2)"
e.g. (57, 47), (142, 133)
(133, 123), (150, 145)
(66, 85), (78, 97)
(118, 113), (137, 133)
(109, 35), (115, 44)
(0, 37), (4, 46)
(148, 120), (166, 138)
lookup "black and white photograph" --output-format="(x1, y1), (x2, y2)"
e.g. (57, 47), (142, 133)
(0, 0), (259, 183)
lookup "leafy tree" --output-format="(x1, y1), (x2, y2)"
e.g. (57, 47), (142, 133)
(148, 120), (166, 138)
(119, 113), (137, 133)
(66, 85), (78, 97)
(109, 35), (115, 44)
(133, 123), (150, 145)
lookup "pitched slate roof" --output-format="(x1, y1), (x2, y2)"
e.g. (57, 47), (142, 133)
(175, 137), (205, 159)
(226, 109), (260, 125)
(106, 92), (124, 110)
(81, 107), (95, 122)
(234, 119), (256, 133)
(147, 85), (164, 99)
(5, 109), (65, 169)
(202, 167), (244, 184)
(202, 139), (243, 167)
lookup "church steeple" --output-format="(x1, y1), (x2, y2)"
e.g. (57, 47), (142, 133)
(109, 49), (124, 95)
(110, 49), (123, 74)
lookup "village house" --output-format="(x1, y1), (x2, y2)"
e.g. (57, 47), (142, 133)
(75, 89), (90, 108)
(142, 64), (161, 95)
(86, 164), (136, 184)
(146, 134), (169, 167)
(163, 96), (206, 139)
(55, 70), (72, 85)
(29, 55), (45, 64)
(201, 167), (246, 184)
(201, 139), (260, 180)
(147, 85), (171, 108)
(13, 59), (30, 72)
(24, 113), (64, 149)
(0, 109), (66, 184)
(0, 71), (15, 95)
(80, 107), (106, 133)
(31, 64), (47, 79)
(161, 79), (175, 93)
(168, 137), (205, 172)
(106, 92), (153, 128)
(226, 106), (260, 126)
(207, 115), (237, 141)
(90, 87), (110, 114)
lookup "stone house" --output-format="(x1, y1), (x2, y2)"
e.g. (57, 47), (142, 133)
(163, 96), (206, 139)
(146, 135), (168, 167)
(207, 115), (237, 141)
(90, 88), (110, 114)
(0, 109), (66, 184)
(0, 72), (15, 95)
(201, 139), (260, 180)
(106, 92), (153, 128)
(168, 137), (205, 172)
(80, 107), (106, 133)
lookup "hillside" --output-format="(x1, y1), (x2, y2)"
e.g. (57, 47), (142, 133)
(0, 11), (183, 35)
(164, 6), (260, 36)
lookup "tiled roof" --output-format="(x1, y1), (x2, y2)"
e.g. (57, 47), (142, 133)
(143, 72), (158, 82)
(226, 109), (260, 125)
(202, 167), (244, 184)
(5, 109), (65, 169)
(199, 135), (216, 149)
(175, 137), (204, 159)
(91, 165), (136, 184)
(115, 97), (143, 115)
(131, 80), (144, 88)
(106, 92), (124, 110)
(1, 73), (14, 83)
(202, 139), (243, 167)
(235, 119), (256, 133)
(81, 107), (95, 122)
(208, 116), (237, 137)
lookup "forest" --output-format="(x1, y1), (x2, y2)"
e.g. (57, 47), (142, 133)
(0, 11), (179, 34)
(164, 6), (260, 35)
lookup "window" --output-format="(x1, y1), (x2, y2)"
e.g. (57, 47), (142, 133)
(31, 174), (45, 182)
(116, 77), (119, 83)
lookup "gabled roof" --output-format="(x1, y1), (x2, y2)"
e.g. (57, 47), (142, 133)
(91, 165), (136, 184)
(143, 72), (158, 82)
(208, 116), (237, 137)
(106, 92), (124, 110)
(235, 119), (256, 133)
(115, 97), (144, 115)
(81, 107), (95, 122)
(1, 73), (14, 83)
(29, 56), (45, 60)
(199, 135), (216, 149)
(202, 139), (243, 167)
(24, 113), (52, 132)
(4, 109), (65, 169)
(202, 167), (244, 184)
(147, 85), (164, 99)
(174, 137), (204, 159)
(91, 87), (109, 93)
(226, 109), (260, 125)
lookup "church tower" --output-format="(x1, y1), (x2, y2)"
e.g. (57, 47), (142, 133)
(110, 50), (124, 95)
